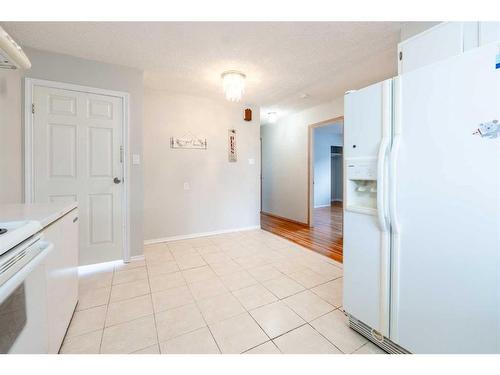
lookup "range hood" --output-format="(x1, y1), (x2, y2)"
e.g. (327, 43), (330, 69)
(0, 26), (31, 70)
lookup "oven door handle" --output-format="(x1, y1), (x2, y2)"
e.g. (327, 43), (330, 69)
(0, 242), (53, 305)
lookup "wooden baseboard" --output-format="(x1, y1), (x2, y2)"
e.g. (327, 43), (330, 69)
(260, 211), (308, 226)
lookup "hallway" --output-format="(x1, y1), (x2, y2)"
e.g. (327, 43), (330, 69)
(261, 203), (343, 262)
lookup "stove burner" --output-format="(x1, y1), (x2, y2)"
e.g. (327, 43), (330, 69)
(0, 228), (7, 235)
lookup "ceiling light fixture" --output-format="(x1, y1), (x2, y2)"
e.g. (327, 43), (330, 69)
(221, 70), (246, 102)
(267, 112), (278, 124)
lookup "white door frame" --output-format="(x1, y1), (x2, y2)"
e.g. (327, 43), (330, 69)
(24, 78), (131, 262)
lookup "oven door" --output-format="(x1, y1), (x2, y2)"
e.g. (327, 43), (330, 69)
(0, 240), (53, 354)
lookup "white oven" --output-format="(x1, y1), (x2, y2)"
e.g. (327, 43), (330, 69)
(0, 235), (53, 354)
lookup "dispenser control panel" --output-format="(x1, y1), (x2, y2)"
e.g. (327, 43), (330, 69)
(345, 157), (378, 213)
(346, 159), (377, 181)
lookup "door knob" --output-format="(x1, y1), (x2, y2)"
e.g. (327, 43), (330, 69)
(113, 177), (122, 184)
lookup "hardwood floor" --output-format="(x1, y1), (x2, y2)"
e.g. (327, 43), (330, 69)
(260, 202), (343, 262)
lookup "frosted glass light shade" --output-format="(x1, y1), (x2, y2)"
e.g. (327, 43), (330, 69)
(221, 70), (246, 102)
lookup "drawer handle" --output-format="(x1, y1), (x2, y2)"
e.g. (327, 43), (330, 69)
(73, 217), (78, 223)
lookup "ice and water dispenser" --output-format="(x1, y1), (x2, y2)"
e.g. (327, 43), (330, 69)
(345, 158), (378, 212)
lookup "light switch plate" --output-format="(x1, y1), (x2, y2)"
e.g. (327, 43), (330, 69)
(248, 158), (255, 165)
(132, 154), (141, 165)
(183, 182), (190, 190)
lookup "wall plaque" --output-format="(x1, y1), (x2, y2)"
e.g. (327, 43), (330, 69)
(228, 129), (237, 162)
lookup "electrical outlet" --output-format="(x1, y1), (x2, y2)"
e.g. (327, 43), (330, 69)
(248, 158), (255, 165)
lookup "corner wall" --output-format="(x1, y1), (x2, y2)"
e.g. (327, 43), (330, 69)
(261, 98), (343, 224)
(0, 69), (23, 204)
(143, 90), (260, 242)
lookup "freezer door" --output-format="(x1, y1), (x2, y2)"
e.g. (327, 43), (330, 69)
(343, 80), (392, 336)
(391, 43), (500, 353)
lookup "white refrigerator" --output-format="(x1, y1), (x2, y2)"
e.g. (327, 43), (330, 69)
(343, 42), (500, 354)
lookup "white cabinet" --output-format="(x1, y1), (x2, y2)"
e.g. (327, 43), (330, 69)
(479, 22), (500, 46)
(42, 208), (79, 353)
(398, 23), (465, 74)
(398, 22), (500, 74)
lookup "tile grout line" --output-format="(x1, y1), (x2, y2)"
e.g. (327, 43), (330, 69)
(182, 238), (272, 353)
(101, 282), (340, 353)
(145, 245), (167, 354)
(98, 267), (114, 353)
(241, 339), (281, 354)
(194, 241), (237, 354)
(267, 322), (310, 348)
(75, 285), (112, 312)
(179, 250), (222, 354)
(305, 306), (366, 354)
(163, 242), (224, 354)
(306, 320), (346, 354)
(124, 231), (344, 354)
(233, 255), (343, 352)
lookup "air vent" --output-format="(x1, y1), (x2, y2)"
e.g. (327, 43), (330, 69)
(347, 314), (411, 354)
(0, 51), (16, 70)
(0, 248), (28, 276)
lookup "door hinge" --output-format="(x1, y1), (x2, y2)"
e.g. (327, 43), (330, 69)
(32, 103), (35, 114)
(399, 51), (403, 61)
(120, 146), (124, 163)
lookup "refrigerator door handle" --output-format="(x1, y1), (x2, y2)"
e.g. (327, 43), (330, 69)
(377, 79), (393, 337)
(376, 139), (389, 232)
(389, 134), (401, 235)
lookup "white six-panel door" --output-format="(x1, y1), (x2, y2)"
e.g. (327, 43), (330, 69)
(33, 86), (124, 265)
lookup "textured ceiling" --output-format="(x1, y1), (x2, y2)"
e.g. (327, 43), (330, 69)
(2, 22), (405, 115)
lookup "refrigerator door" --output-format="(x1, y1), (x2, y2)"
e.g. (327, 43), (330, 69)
(390, 43), (500, 353)
(344, 80), (392, 336)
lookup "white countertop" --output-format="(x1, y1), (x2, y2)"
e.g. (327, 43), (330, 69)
(0, 202), (78, 228)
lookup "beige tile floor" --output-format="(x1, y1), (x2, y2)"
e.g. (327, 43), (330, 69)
(60, 229), (386, 354)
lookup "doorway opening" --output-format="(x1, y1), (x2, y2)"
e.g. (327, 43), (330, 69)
(259, 116), (344, 263)
(308, 117), (344, 260)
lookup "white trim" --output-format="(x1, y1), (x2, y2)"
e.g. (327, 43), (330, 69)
(130, 255), (145, 261)
(313, 204), (332, 208)
(24, 78), (132, 263)
(345, 205), (377, 216)
(77, 259), (122, 275)
(308, 125), (314, 227)
(144, 226), (261, 245)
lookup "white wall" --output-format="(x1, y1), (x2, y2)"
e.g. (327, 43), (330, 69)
(261, 98), (343, 224)
(143, 90), (260, 241)
(313, 125), (343, 208)
(0, 47), (144, 257)
(400, 22), (441, 42)
(0, 69), (23, 204)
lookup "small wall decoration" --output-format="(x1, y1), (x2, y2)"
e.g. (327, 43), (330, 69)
(244, 108), (252, 122)
(228, 129), (237, 162)
(170, 132), (207, 150)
